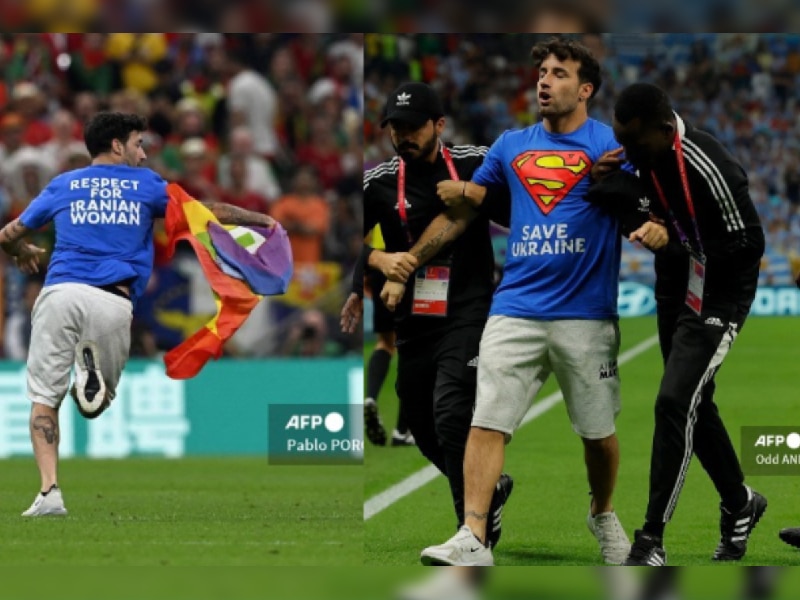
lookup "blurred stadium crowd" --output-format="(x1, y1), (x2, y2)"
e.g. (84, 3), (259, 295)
(365, 33), (800, 289)
(0, 33), (364, 361)
(3, 0), (800, 34)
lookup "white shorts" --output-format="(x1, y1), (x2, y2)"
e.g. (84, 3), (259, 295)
(27, 283), (133, 408)
(472, 315), (621, 440)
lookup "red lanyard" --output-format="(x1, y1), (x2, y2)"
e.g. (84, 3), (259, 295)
(397, 144), (459, 246)
(650, 135), (705, 257)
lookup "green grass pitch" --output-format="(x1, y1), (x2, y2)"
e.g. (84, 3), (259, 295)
(0, 458), (362, 566)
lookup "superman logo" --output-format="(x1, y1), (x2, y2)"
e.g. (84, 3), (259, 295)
(510, 150), (591, 215)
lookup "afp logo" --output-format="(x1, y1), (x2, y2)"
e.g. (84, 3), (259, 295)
(285, 412), (345, 433)
(754, 432), (800, 448)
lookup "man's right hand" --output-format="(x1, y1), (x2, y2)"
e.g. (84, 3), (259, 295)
(436, 180), (466, 207)
(591, 147), (625, 181)
(380, 281), (406, 312)
(376, 251), (418, 283)
(14, 242), (46, 274)
(339, 292), (363, 334)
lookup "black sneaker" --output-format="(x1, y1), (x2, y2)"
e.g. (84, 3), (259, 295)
(364, 398), (386, 446)
(713, 486), (767, 561)
(624, 530), (667, 566)
(486, 473), (514, 549)
(391, 428), (415, 446)
(779, 527), (800, 549)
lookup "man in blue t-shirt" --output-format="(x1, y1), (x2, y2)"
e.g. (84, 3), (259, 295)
(0, 112), (274, 517)
(385, 38), (667, 566)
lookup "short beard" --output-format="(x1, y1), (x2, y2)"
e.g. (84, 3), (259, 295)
(539, 96), (581, 119)
(393, 133), (439, 163)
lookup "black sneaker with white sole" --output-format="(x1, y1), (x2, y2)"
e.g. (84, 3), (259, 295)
(624, 530), (667, 566)
(713, 487), (767, 561)
(391, 428), (415, 446)
(72, 341), (109, 419)
(364, 398), (387, 446)
(486, 473), (514, 549)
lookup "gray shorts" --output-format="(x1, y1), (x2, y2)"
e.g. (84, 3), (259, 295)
(472, 315), (621, 440)
(27, 283), (132, 408)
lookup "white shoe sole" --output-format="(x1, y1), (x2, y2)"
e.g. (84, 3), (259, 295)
(22, 506), (68, 517)
(74, 341), (108, 416)
(419, 549), (494, 567)
(22, 496), (68, 517)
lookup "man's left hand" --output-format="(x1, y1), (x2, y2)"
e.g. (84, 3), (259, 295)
(436, 180), (467, 207)
(381, 281), (406, 312)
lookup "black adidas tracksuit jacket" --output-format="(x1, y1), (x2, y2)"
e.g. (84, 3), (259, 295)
(646, 115), (764, 524)
(601, 114), (765, 524)
(363, 143), (509, 527)
(588, 112), (765, 524)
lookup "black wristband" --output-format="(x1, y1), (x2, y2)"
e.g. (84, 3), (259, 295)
(362, 242), (375, 266)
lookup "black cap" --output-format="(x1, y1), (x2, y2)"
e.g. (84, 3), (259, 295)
(380, 82), (444, 129)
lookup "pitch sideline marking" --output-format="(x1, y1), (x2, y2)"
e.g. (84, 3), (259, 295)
(363, 333), (659, 520)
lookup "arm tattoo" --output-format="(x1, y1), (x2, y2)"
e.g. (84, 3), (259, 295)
(0, 219), (29, 256)
(412, 219), (457, 263)
(32, 415), (59, 445)
(465, 510), (489, 521)
(201, 202), (272, 228)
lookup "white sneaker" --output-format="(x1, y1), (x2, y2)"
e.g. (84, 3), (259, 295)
(22, 487), (68, 517)
(587, 509), (631, 565)
(396, 568), (480, 600)
(420, 526), (494, 566)
(72, 340), (108, 419)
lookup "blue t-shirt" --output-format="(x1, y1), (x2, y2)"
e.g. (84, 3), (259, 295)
(19, 165), (169, 307)
(473, 119), (621, 320)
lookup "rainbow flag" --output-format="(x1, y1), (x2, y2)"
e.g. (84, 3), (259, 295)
(163, 183), (292, 379)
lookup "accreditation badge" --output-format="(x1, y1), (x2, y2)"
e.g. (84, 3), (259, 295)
(686, 254), (706, 316)
(411, 261), (451, 317)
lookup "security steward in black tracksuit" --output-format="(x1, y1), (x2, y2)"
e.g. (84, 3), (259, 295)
(363, 82), (511, 543)
(596, 83), (767, 565)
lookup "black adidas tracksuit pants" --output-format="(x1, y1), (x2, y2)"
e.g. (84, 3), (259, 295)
(646, 292), (754, 525)
(395, 323), (483, 527)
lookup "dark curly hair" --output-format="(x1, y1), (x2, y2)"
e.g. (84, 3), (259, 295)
(84, 112), (147, 158)
(530, 36), (602, 99)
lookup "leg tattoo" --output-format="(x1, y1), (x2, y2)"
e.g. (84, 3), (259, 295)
(32, 416), (58, 444)
(465, 511), (489, 521)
